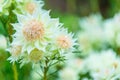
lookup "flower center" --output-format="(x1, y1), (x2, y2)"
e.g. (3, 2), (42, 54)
(57, 35), (72, 49)
(25, 2), (36, 14)
(23, 19), (44, 41)
(11, 45), (21, 57)
(113, 62), (118, 68)
(29, 49), (43, 63)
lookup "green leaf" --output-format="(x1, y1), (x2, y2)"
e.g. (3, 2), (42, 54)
(0, 20), (7, 36)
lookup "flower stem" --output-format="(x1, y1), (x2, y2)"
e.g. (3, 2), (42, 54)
(43, 67), (47, 80)
(12, 63), (18, 80)
(43, 58), (49, 80)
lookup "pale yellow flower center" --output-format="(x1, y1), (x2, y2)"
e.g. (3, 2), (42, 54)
(11, 45), (21, 57)
(25, 2), (36, 14)
(113, 62), (118, 68)
(23, 20), (44, 41)
(29, 49), (43, 63)
(57, 35), (72, 49)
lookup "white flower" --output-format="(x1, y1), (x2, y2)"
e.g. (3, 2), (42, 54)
(79, 14), (102, 30)
(12, 10), (60, 54)
(7, 45), (22, 63)
(67, 58), (84, 72)
(83, 49), (120, 80)
(54, 28), (77, 54)
(78, 14), (105, 56)
(58, 56), (84, 80)
(15, 0), (44, 14)
(104, 12), (120, 47)
(59, 67), (79, 80)
(104, 19), (115, 45)
(78, 32), (93, 55)
(8, 0), (78, 68)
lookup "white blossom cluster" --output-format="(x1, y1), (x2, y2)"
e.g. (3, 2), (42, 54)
(78, 14), (106, 56)
(59, 50), (120, 80)
(78, 13), (120, 56)
(84, 50), (120, 80)
(59, 57), (84, 80)
(59, 13), (120, 80)
(7, 0), (77, 67)
(104, 13), (120, 47)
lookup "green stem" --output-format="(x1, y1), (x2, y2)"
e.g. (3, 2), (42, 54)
(43, 67), (47, 80)
(12, 63), (18, 80)
(43, 58), (49, 80)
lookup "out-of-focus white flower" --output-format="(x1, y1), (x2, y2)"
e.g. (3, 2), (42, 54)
(67, 58), (84, 72)
(59, 67), (79, 80)
(0, 35), (7, 49)
(78, 14), (105, 56)
(7, 45), (22, 63)
(78, 32), (93, 55)
(15, 0), (44, 14)
(79, 14), (102, 30)
(83, 49), (120, 80)
(58, 56), (84, 80)
(104, 12), (120, 47)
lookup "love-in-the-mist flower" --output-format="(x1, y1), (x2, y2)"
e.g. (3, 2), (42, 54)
(0, 0), (11, 14)
(15, 0), (44, 14)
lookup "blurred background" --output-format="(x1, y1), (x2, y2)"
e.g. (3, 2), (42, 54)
(44, 0), (120, 32)
(45, 0), (120, 17)
(1, 0), (120, 80)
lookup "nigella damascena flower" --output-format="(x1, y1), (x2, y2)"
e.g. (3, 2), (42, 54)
(0, 0), (11, 14)
(11, 10), (60, 55)
(15, 0), (44, 14)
